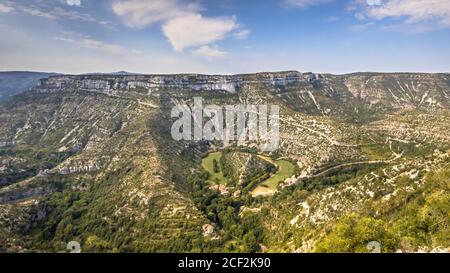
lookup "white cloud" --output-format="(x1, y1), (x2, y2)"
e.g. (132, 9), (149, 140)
(66, 0), (81, 6)
(112, 0), (247, 56)
(192, 45), (227, 60)
(162, 14), (238, 51)
(55, 37), (76, 43)
(366, 0), (382, 6)
(356, 0), (450, 28)
(233, 29), (251, 40)
(349, 22), (375, 31)
(285, 0), (333, 8)
(0, 3), (14, 13)
(80, 38), (129, 54)
(4, 2), (105, 24)
(112, 0), (200, 28)
(55, 34), (138, 55)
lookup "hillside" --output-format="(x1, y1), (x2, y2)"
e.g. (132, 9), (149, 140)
(0, 71), (449, 253)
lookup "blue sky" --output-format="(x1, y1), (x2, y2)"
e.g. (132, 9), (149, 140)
(0, 0), (449, 74)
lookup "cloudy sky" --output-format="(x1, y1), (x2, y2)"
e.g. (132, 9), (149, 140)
(0, 0), (449, 74)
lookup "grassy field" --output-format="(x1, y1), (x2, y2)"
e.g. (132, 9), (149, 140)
(202, 151), (296, 195)
(201, 151), (227, 184)
(258, 159), (295, 190)
(249, 156), (296, 196)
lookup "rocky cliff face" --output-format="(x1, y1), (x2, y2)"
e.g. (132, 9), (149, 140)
(37, 71), (318, 94)
(36, 72), (450, 114)
(334, 73), (450, 109)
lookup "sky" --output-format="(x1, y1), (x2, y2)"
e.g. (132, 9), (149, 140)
(0, 0), (449, 74)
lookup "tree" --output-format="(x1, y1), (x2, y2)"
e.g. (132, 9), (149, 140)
(316, 213), (396, 253)
(243, 231), (259, 252)
(213, 159), (220, 173)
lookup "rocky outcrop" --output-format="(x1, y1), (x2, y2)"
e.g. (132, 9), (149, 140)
(0, 141), (15, 148)
(35, 72), (450, 113)
(58, 164), (100, 175)
(0, 187), (48, 203)
(37, 71), (316, 94)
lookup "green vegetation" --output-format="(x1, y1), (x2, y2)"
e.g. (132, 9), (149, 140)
(301, 168), (449, 253)
(291, 163), (384, 193)
(361, 144), (392, 161)
(201, 150), (287, 193)
(213, 159), (220, 173)
(1, 73), (450, 253)
(201, 152), (226, 184)
(257, 159), (295, 190)
(219, 149), (259, 185)
(20, 166), (210, 253)
(190, 171), (265, 252)
(382, 169), (450, 250)
(316, 214), (397, 253)
(0, 144), (75, 187)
